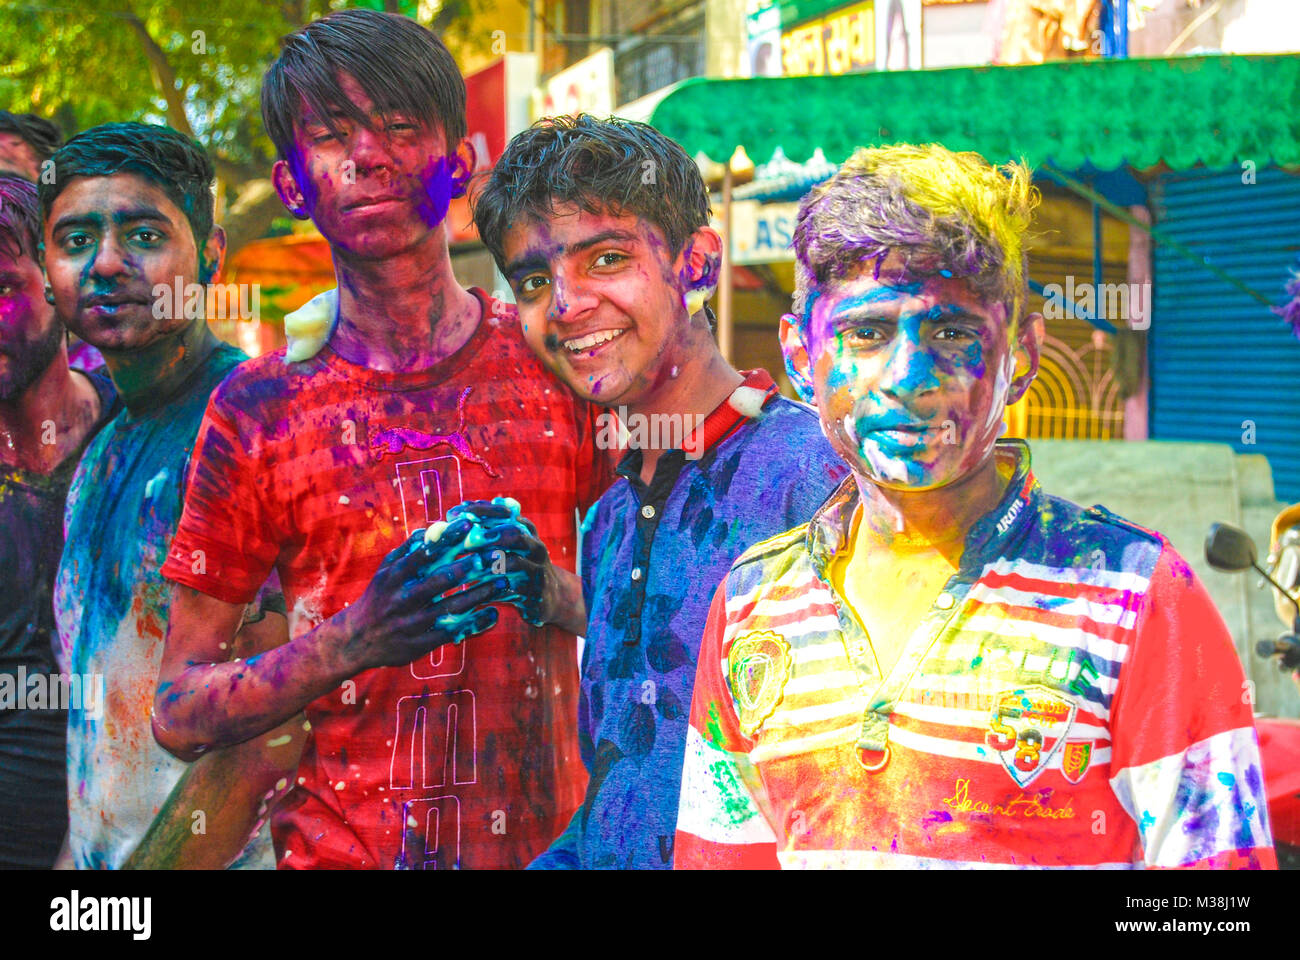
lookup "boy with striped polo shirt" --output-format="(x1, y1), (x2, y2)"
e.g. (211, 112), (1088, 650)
(472, 115), (847, 868)
(153, 10), (609, 869)
(675, 144), (1276, 869)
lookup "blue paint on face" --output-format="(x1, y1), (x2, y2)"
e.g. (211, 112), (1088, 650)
(808, 272), (1006, 489)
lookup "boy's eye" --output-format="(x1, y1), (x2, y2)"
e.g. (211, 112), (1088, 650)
(844, 326), (884, 343)
(134, 229), (162, 244)
(935, 326), (976, 342)
(308, 126), (342, 144)
(519, 275), (550, 294)
(593, 252), (625, 268)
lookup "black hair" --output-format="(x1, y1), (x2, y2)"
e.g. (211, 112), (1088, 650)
(0, 174), (41, 261)
(261, 7), (467, 163)
(38, 122), (216, 249)
(0, 111), (64, 164)
(472, 114), (710, 274)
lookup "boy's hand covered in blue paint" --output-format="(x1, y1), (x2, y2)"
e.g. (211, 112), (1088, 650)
(440, 497), (558, 628)
(341, 514), (510, 668)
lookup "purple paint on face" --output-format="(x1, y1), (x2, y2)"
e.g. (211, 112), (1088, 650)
(416, 156), (454, 229)
(0, 251), (62, 399)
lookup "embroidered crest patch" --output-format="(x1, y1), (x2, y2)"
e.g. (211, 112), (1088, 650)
(985, 685), (1078, 787)
(1060, 739), (1094, 784)
(727, 630), (792, 737)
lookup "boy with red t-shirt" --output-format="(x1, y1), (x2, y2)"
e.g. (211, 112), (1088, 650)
(153, 8), (608, 869)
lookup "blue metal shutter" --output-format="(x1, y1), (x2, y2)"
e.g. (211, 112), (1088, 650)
(1150, 166), (1300, 500)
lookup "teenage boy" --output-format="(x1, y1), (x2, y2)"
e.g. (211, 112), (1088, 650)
(0, 112), (103, 372)
(44, 123), (299, 869)
(472, 115), (847, 868)
(0, 174), (117, 868)
(153, 9), (610, 869)
(0, 111), (61, 182)
(675, 143), (1276, 869)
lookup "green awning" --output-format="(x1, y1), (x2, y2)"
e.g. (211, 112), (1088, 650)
(648, 54), (1300, 171)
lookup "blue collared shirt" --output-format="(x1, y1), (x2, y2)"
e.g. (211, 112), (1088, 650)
(530, 373), (848, 868)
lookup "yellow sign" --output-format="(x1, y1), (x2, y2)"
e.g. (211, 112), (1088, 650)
(781, 1), (875, 77)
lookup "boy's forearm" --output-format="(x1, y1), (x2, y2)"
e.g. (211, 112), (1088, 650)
(126, 712), (308, 870)
(154, 612), (360, 760)
(546, 565), (588, 637)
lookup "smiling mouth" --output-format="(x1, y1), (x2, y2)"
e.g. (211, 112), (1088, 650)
(563, 328), (626, 355)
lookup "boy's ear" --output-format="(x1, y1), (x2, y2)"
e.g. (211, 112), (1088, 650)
(272, 159), (311, 219)
(449, 137), (477, 199)
(681, 226), (722, 288)
(1007, 310), (1044, 405)
(199, 225), (227, 285)
(678, 226), (721, 317)
(779, 313), (816, 405)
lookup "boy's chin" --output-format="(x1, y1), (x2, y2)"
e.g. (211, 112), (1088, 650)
(851, 451), (967, 493)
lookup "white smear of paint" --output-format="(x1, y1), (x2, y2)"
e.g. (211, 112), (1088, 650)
(144, 468), (169, 501)
(729, 385), (767, 418)
(842, 413), (859, 446)
(284, 288), (338, 363)
(865, 445), (910, 484)
(338, 495), (350, 505)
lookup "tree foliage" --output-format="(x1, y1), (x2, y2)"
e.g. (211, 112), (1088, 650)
(0, 0), (491, 252)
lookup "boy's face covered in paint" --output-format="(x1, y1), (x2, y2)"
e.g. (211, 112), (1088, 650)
(788, 253), (1026, 490)
(0, 245), (61, 400)
(44, 172), (201, 351)
(503, 204), (708, 407)
(279, 73), (466, 261)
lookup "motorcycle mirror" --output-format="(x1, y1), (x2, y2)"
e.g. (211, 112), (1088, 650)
(1205, 523), (1258, 572)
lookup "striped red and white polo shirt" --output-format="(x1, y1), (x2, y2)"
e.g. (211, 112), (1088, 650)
(675, 440), (1275, 869)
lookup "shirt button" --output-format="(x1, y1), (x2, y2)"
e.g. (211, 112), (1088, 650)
(631, 568), (643, 581)
(641, 505), (656, 519)
(936, 593), (955, 610)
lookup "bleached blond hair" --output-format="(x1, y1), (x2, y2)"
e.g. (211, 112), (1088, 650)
(792, 143), (1039, 329)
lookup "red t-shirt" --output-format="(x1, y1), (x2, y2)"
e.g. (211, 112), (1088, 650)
(162, 289), (611, 869)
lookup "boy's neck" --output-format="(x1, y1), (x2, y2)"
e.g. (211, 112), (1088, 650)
(626, 324), (743, 484)
(328, 232), (481, 374)
(101, 318), (218, 417)
(0, 347), (103, 474)
(851, 451), (1009, 565)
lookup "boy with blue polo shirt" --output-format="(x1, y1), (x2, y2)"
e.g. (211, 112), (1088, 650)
(472, 114), (847, 868)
